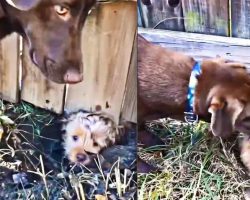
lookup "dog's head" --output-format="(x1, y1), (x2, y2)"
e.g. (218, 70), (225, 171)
(194, 59), (250, 138)
(62, 111), (117, 165)
(1, 0), (96, 83)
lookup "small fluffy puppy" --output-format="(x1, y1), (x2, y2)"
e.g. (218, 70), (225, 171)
(62, 111), (121, 165)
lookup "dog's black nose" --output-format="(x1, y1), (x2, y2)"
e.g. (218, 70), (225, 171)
(76, 153), (87, 162)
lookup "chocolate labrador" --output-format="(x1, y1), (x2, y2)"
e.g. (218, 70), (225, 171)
(0, 0), (96, 83)
(138, 34), (250, 172)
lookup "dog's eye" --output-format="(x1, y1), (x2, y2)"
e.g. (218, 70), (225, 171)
(72, 135), (78, 141)
(54, 5), (70, 19)
(93, 142), (99, 147)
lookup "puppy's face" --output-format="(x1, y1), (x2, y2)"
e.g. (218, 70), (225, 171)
(63, 113), (101, 165)
(62, 112), (117, 165)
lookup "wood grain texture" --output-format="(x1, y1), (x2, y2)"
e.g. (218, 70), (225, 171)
(21, 45), (65, 113)
(0, 34), (19, 103)
(121, 35), (137, 123)
(65, 2), (137, 124)
(139, 0), (184, 31)
(139, 28), (250, 68)
(182, 0), (229, 36)
(231, 0), (250, 39)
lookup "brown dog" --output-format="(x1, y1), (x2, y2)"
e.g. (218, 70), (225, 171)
(138, 34), (250, 172)
(0, 0), (96, 83)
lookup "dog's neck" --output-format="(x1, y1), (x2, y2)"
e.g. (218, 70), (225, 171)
(185, 61), (202, 123)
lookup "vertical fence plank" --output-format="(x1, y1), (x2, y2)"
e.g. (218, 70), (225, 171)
(65, 2), (137, 123)
(231, 0), (250, 39)
(0, 34), (19, 103)
(21, 45), (65, 113)
(182, 0), (229, 36)
(139, 0), (184, 30)
(121, 35), (137, 123)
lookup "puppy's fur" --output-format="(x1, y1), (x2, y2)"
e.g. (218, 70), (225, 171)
(138, 34), (250, 171)
(62, 111), (121, 165)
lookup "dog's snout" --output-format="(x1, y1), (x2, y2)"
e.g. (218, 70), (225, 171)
(44, 58), (83, 83)
(76, 153), (87, 162)
(64, 69), (83, 84)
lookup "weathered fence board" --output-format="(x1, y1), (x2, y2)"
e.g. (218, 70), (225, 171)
(121, 35), (137, 123)
(65, 2), (137, 123)
(0, 34), (19, 103)
(231, 0), (250, 39)
(21, 45), (65, 113)
(139, 0), (184, 30)
(139, 28), (250, 68)
(0, 2), (137, 123)
(182, 0), (229, 36)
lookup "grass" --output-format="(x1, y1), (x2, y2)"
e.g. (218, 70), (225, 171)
(138, 118), (250, 200)
(0, 100), (136, 200)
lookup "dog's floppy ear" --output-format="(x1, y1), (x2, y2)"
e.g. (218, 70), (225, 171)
(0, 4), (5, 18)
(208, 96), (244, 138)
(5, 0), (40, 11)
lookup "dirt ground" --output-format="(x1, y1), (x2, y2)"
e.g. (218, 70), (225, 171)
(0, 101), (136, 200)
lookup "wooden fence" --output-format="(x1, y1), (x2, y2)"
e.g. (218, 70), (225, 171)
(138, 0), (250, 39)
(139, 28), (250, 68)
(0, 1), (137, 124)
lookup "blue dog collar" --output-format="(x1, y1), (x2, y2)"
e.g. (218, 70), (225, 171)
(184, 62), (202, 123)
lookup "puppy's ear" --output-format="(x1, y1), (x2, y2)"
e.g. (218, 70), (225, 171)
(208, 96), (244, 138)
(6, 0), (40, 11)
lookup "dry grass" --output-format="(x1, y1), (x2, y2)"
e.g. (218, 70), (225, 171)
(138, 118), (250, 200)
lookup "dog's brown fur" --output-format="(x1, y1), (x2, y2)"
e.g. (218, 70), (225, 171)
(138, 34), (250, 171)
(0, 0), (96, 83)
(138, 35), (195, 124)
